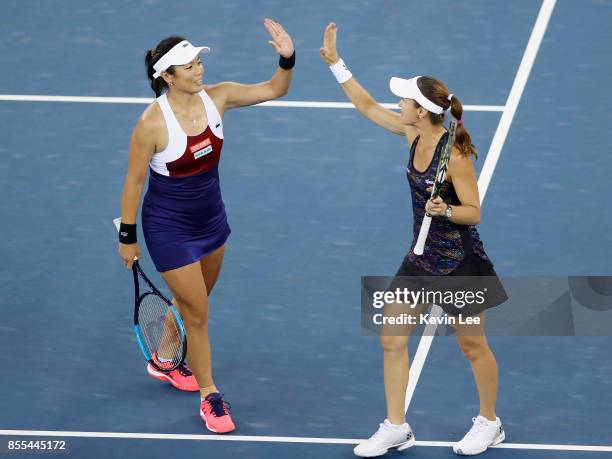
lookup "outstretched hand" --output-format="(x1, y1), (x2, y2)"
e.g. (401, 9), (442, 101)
(264, 18), (294, 58)
(320, 22), (340, 65)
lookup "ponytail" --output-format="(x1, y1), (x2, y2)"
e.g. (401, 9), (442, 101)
(416, 76), (478, 159)
(144, 36), (186, 97)
(448, 95), (477, 159)
(145, 49), (167, 97)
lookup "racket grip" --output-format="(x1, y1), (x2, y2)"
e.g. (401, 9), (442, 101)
(413, 215), (432, 256)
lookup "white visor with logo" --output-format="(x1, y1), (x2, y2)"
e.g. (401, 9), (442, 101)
(153, 40), (210, 78)
(389, 76), (444, 114)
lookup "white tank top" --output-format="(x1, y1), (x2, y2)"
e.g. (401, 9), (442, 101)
(150, 89), (224, 177)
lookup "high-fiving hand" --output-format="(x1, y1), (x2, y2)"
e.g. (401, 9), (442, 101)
(320, 22), (340, 65)
(264, 18), (294, 58)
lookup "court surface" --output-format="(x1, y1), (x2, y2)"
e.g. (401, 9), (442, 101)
(1, 0), (611, 458)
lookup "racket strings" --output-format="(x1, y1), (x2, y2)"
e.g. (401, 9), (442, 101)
(138, 293), (183, 367)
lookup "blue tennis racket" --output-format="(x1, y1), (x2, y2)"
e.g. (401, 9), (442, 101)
(114, 218), (187, 372)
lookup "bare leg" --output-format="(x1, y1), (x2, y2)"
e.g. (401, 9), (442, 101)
(380, 334), (409, 425)
(380, 302), (427, 425)
(200, 244), (225, 295)
(454, 313), (499, 420)
(196, 244), (225, 397)
(161, 261), (213, 396)
(161, 246), (225, 400)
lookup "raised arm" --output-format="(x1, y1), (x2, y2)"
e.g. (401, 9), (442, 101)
(320, 23), (404, 136)
(209, 18), (294, 111)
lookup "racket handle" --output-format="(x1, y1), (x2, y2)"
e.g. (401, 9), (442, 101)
(413, 215), (432, 256)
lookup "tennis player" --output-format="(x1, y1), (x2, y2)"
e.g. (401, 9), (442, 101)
(118, 18), (295, 434)
(320, 23), (507, 456)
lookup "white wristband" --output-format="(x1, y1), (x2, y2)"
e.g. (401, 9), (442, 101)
(329, 59), (353, 84)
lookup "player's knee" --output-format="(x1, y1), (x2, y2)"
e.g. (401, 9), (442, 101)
(186, 313), (208, 329)
(456, 336), (487, 361)
(177, 299), (209, 328)
(380, 335), (408, 353)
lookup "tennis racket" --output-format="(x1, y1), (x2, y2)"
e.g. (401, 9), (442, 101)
(413, 120), (458, 256)
(114, 218), (187, 372)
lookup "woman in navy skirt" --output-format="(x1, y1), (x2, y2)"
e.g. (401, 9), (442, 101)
(118, 19), (295, 434)
(320, 24), (507, 456)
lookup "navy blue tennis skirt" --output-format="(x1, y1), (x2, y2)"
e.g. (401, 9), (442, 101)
(142, 167), (231, 272)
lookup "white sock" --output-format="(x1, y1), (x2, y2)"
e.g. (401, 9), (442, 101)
(385, 419), (408, 430)
(478, 415), (500, 425)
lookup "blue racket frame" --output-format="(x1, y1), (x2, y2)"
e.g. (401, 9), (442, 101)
(132, 260), (187, 371)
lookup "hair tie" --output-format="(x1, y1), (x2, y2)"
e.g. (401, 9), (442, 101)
(457, 119), (463, 126)
(445, 93), (454, 111)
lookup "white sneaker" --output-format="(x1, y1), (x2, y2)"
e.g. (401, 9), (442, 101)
(453, 415), (505, 456)
(354, 419), (415, 457)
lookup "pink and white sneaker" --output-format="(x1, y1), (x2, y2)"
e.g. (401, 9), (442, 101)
(200, 392), (235, 434)
(146, 355), (199, 392)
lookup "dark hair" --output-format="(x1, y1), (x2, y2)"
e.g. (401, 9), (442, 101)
(414, 76), (477, 158)
(145, 36), (186, 97)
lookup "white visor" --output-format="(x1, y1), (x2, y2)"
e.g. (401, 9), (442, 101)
(389, 76), (444, 115)
(152, 40), (210, 78)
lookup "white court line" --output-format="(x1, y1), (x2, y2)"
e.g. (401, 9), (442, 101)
(0, 94), (504, 112)
(478, 0), (557, 198)
(0, 430), (611, 452)
(403, 305), (442, 414)
(404, 0), (557, 413)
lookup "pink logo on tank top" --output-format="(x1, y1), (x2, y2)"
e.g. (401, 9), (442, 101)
(190, 138), (212, 152)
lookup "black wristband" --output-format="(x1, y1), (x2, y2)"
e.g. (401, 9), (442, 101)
(119, 223), (137, 244)
(279, 51), (295, 70)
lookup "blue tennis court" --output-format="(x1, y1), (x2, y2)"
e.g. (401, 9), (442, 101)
(1, 0), (611, 457)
